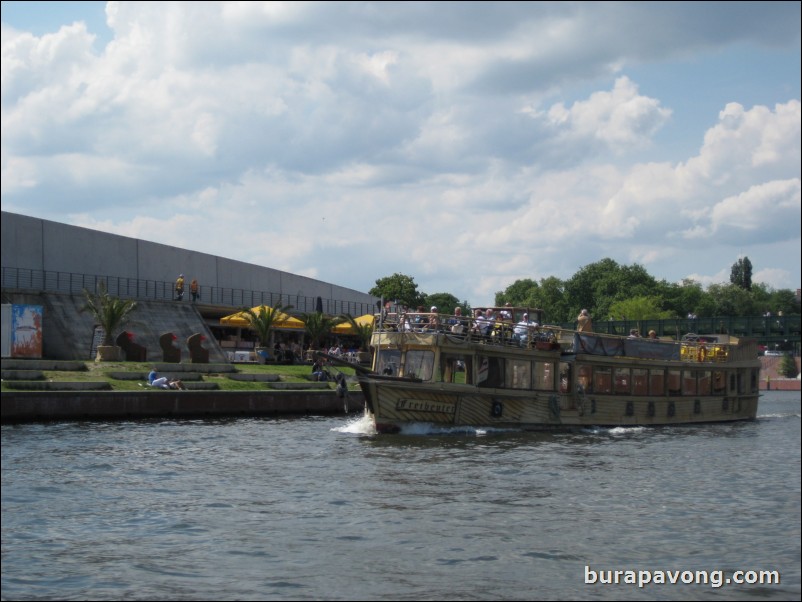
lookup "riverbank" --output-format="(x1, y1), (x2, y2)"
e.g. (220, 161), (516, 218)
(1, 358), (364, 423)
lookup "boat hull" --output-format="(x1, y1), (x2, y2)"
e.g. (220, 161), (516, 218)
(358, 377), (759, 434)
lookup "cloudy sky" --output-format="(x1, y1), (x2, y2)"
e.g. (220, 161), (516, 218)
(2, 1), (800, 305)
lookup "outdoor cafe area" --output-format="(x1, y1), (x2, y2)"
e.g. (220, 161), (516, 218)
(207, 306), (375, 365)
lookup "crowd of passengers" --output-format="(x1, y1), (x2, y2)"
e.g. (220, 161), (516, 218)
(379, 303), (549, 347)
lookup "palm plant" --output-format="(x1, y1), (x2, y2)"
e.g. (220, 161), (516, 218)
(82, 281), (138, 346)
(241, 304), (293, 348)
(301, 311), (344, 349)
(339, 313), (374, 351)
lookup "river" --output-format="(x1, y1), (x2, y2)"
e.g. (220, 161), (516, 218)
(1, 390), (799, 600)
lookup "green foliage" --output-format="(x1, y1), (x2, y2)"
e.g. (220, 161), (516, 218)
(369, 273), (426, 309)
(81, 281), (138, 346)
(608, 296), (674, 321)
(424, 292), (461, 315)
(240, 303), (294, 347)
(730, 257), (753, 290)
(778, 354), (798, 378)
(372, 256), (800, 324)
(705, 283), (758, 316)
(562, 259), (659, 323)
(301, 311), (344, 349)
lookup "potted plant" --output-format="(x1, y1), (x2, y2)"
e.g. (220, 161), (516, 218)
(240, 304), (293, 363)
(82, 281), (138, 361)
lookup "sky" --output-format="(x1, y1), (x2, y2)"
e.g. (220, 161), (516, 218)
(1, 1), (800, 306)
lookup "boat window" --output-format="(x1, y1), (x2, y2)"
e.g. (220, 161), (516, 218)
(737, 371), (745, 394)
(682, 371), (698, 396)
(505, 359), (531, 389)
(593, 367), (612, 394)
(650, 369), (665, 396)
(578, 364), (592, 393)
(750, 369), (759, 393)
(614, 368), (631, 395)
(729, 373), (736, 393)
(441, 354), (470, 384)
(712, 370), (726, 394)
(376, 349), (401, 376)
(632, 369), (648, 395)
(667, 369), (681, 396)
(404, 349), (434, 381)
(698, 370), (711, 396)
(535, 361), (555, 390)
(559, 363), (571, 394)
(477, 355), (504, 388)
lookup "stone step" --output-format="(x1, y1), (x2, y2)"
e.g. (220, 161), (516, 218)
(108, 372), (206, 381)
(0, 360), (88, 371)
(268, 382), (332, 390)
(227, 373), (281, 382)
(3, 381), (112, 391)
(150, 363), (238, 374)
(1, 370), (46, 380)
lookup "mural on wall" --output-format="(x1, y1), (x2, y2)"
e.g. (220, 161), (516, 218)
(12, 305), (43, 358)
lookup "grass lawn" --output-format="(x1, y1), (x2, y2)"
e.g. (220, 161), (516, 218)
(1, 360), (361, 392)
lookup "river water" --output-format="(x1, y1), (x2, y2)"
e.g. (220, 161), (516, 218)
(2, 390), (800, 601)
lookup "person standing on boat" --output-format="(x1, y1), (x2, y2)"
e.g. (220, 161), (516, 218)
(513, 313), (536, 346)
(190, 278), (199, 303)
(577, 309), (593, 332)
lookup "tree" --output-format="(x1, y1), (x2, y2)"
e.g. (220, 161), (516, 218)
(779, 354), (798, 378)
(240, 304), (294, 348)
(563, 258), (659, 324)
(424, 292), (461, 315)
(81, 281), (138, 347)
(301, 311), (344, 349)
(608, 296), (673, 321)
(495, 279), (539, 307)
(730, 257), (753, 291)
(706, 283), (757, 316)
(369, 273), (426, 309)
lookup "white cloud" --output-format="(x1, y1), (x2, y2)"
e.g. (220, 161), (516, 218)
(1, 1), (800, 303)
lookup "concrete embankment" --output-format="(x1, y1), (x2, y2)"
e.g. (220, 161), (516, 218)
(1, 390), (365, 424)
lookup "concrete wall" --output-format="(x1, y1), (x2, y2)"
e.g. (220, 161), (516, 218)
(2, 211), (377, 307)
(3, 291), (228, 362)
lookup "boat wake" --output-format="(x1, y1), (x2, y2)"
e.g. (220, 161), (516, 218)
(331, 412), (377, 436)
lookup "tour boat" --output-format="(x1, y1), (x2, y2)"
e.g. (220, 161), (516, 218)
(348, 307), (760, 434)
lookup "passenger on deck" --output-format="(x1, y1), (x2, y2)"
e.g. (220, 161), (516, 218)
(499, 303), (513, 321)
(513, 313), (536, 346)
(628, 329), (640, 338)
(413, 306), (427, 330)
(427, 306), (440, 332)
(577, 309), (593, 332)
(648, 330), (658, 340)
(448, 307), (468, 334)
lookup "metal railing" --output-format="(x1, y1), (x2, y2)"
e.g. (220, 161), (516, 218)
(1, 266), (376, 316)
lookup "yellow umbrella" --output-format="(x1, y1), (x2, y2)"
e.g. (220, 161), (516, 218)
(220, 306), (305, 330)
(332, 313), (376, 334)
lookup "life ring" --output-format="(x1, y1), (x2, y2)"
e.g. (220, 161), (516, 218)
(697, 345), (707, 362)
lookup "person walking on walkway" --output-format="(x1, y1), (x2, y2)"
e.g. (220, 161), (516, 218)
(190, 278), (199, 303)
(175, 274), (185, 301)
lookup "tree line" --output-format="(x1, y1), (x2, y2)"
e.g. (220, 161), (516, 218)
(369, 257), (800, 324)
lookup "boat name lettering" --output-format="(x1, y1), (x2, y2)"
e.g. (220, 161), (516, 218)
(395, 399), (456, 414)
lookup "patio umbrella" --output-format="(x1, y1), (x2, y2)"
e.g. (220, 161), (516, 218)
(332, 313), (375, 334)
(220, 306), (305, 330)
